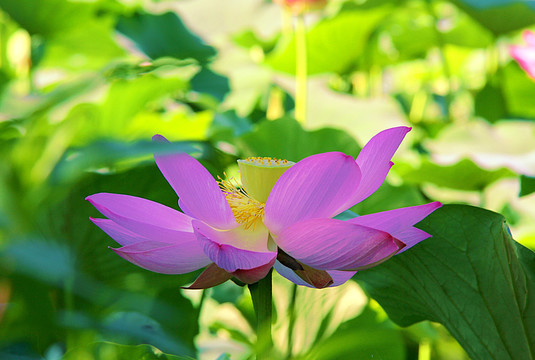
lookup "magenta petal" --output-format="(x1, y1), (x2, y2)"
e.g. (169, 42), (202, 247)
(276, 218), (403, 271)
(193, 220), (270, 252)
(350, 126), (411, 205)
(90, 218), (146, 246)
(153, 135), (237, 230)
(274, 261), (356, 288)
(264, 152), (361, 236)
(112, 237), (211, 274)
(348, 202), (442, 238)
(393, 227), (432, 253)
(511, 44), (535, 79)
(86, 193), (193, 243)
(195, 228), (276, 272)
(523, 30), (535, 46)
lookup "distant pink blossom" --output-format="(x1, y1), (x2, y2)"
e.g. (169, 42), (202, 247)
(274, 0), (327, 14)
(87, 127), (441, 289)
(510, 30), (535, 79)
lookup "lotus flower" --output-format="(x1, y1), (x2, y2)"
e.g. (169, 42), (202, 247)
(510, 30), (535, 79)
(274, 0), (327, 14)
(86, 127), (441, 289)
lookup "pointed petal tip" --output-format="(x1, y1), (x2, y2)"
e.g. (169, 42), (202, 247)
(86, 192), (112, 203)
(182, 263), (231, 289)
(152, 134), (168, 142)
(389, 126), (412, 134)
(89, 217), (103, 224)
(432, 201), (443, 209)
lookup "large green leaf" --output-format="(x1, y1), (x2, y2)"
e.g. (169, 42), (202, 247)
(238, 117), (361, 161)
(116, 12), (216, 63)
(50, 139), (205, 184)
(376, 2), (492, 65)
(265, 8), (388, 75)
(520, 175), (535, 197)
(302, 306), (406, 360)
(502, 63), (535, 119)
(357, 205), (535, 360)
(0, 0), (125, 69)
(0, 0), (93, 36)
(398, 158), (516, 191)
(448, 0), (535, 35)
(474, 82), (508, 123)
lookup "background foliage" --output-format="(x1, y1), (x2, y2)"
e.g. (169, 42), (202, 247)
(0, 0), (534, 359)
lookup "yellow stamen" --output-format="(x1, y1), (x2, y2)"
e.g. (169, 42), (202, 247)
(219, 174), (265, 230)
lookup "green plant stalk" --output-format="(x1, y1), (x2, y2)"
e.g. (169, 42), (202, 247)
(294, 14), (308, 125)
(0, 12), (10, 73)
(249, 270), (273, 359)
(426, 0), (454, 122)
(64, 275), (75, 351)
(285, 283), (298, 360)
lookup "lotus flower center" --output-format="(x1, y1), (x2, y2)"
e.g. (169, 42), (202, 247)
(219, 157), (294, 230)
(237, 157), (295, 203)
(219, 177), (265, 230)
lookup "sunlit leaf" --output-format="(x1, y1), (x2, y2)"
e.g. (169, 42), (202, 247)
(0, 0), (94, 36)
(358, 205), (535, 360)
(425, 119), (535, 176)
(398, 158), (516, 191)
(266, 8), (388, 75)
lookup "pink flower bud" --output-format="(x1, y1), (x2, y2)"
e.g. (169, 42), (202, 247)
(274, 0), (327, 14)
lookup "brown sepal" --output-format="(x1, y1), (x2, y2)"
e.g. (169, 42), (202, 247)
(182, 263), (231, 290)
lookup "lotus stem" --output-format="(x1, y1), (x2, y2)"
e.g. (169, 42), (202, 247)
(249, 269), (273, 359)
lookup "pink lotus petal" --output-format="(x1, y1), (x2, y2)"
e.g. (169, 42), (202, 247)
(86, 193), (193, 243)
(193, 220), (271, 252)
(232, 257), (276, 284)
(195, 227), (276, 272)
(524, 30), (535, 46)
(183, 263), (231, 289)
(264, 152), (361, 236)
(178, 199), (194, 217)
(276, 218), (403, 271)
(392, 227), (432, 253)
(348, 202), (442, 237)
(153, 135), (237, 230)
(349, 126), (411, 205)
(90, 218), (147, 246)
(274, 261), (356, 288)
(511, 45), (535, 79)
(112, 238), (211, 274)
(115, 240), (170, 251)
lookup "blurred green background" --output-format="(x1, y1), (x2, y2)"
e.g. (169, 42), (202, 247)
(1, 0), (534, 359)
